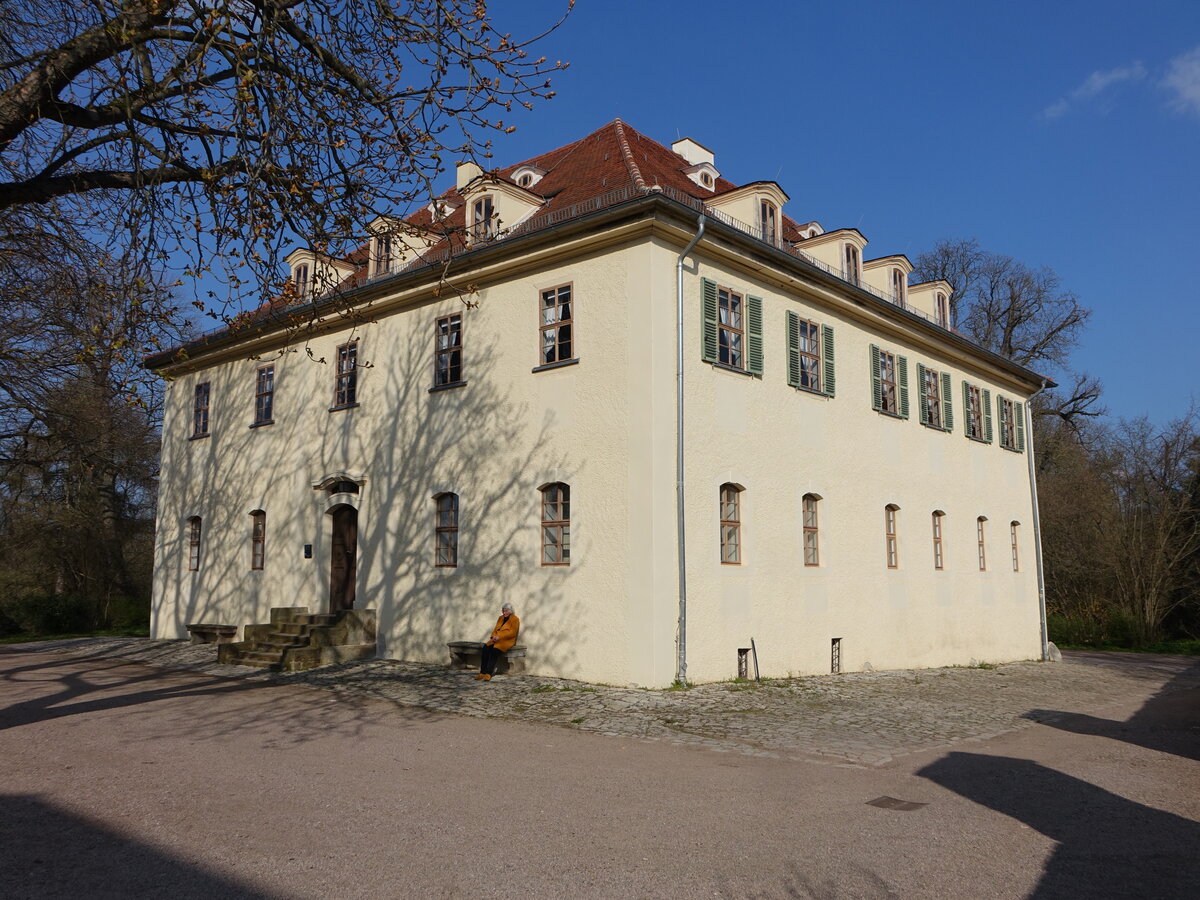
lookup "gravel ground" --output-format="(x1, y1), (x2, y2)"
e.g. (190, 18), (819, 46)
(24, 637), (1198, 767)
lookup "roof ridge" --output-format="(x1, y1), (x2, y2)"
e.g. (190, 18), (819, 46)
(612, 118), (647, 191)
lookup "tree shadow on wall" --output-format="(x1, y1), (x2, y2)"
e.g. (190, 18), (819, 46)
(153, 311), (581, 679)
(361, 327), (580, 677)
(0, 793), (283, 899)
(918, 752), (1200, 899)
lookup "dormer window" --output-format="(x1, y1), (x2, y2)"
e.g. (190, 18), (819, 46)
(294, 263), (310, 298)
(701, 172), (713, 188)
(759, 200), (778, 247)
(509, 165), (546, 191)
(372, 232), (393, 278)
(843, 245), (861, 285)
(892, 268), (907, 304)
(470, 196), (495, 242)
(936, 292), (949, 328)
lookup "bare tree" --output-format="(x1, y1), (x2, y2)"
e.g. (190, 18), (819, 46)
(0, 0), (571, 313)
(1104, 413), (1200, 644)
(913, 238), (1103, 427)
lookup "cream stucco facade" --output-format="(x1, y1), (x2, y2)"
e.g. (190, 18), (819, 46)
(149, 124), (1047, 687)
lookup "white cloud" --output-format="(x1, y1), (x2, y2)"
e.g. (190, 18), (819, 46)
(1163, 45), (1200, 116)
(1041, 62), (1147, 120)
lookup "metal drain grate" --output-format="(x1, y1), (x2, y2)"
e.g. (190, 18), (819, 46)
(866, 796), (928, 812)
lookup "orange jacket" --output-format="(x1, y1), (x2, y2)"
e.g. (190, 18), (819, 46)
(487, 614), (520, 652)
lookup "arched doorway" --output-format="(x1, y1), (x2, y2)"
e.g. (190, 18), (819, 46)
(328, 505), (358, 613)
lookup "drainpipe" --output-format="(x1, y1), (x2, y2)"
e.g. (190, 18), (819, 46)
(1026, 380), (1050, 660)
(675, 215), (706, 686)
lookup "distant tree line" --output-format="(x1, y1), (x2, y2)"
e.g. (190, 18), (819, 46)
(916, 240), (1199, 649)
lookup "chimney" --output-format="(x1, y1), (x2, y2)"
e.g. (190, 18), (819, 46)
(671, 138), (714, 167)
(456, 161), (483, 189)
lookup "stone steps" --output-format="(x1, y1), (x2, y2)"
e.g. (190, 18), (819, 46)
(218, 607), (376, 672)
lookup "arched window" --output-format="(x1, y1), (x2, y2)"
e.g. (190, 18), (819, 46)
(540, 483), (570, 566)
(977, 516), (988, 571)
(250, 510), (266, 571)
(936, 292), (949, 328)
(187, 516), (202, 571)
(294, 263), (309, 298)
(1010, 521), (1020, 572)
(720, 484), (742, 565)
(931, 511), (945, 570)
(843, 244), (861, 285)
(759, 199), (778, 246)
(885, 504), (900, 569)
(372, 233), (393, 277)
(802, 494), (820, 567)
(470, 195), (495, 242)
(435, 493), (459, 567)
(892, 268), (907, 304)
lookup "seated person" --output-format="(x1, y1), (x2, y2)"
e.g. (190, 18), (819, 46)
(476, 603), (519, 681)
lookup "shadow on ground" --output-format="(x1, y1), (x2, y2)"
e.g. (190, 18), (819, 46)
(0, 793), (282, 900)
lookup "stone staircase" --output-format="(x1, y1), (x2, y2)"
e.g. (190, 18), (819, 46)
(218, 607), (377, 672)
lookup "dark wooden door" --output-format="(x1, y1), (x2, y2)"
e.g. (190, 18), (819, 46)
(329, 506), (357, 613)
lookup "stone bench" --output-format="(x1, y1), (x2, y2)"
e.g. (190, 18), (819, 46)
(447, 641), (527, 675)
(187, 623), (239, 645)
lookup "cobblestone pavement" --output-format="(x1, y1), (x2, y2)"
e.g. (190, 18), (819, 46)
(23, 638), (1199, 767)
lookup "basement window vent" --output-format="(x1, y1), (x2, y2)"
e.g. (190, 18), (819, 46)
(737, 648), (750, 679)
(831, 638), (842, 674)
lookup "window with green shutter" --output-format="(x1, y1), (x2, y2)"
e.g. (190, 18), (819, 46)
(872, 344), (906, 418)
(702, 279), (763, 376)
(917, 364), (952, 431)
(786, 312), (833, 396)
(997, 395), (1026, 452)
(964, 381), (992, 443)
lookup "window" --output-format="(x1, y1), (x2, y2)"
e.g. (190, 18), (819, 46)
(435, 493), (458, 567)
(843, 244), (861, 285)
(977, 517), (988, 571)
(470, 196), (495, 241)
(963, 382), (993, 443)
(720, 484), (742, 565)
(936, 292), (949, 328)
(1010, 522), (1020, 571)
(917, 364), (953, 432)
(250, 510), (265, 570)
(870, 345), (908, 417)
(294, 264), (309, 298)
(540, 284), (573, 365)
(334, 341), (358, 407)
(187, 516), (202, 571)
(372, 233), (393, 277)
(519, 173), (532, 187)
(932, 511), (945, 570)
(254, 365), (274, 425)
(997, 395), (1026, 452)
(759, 199), (778, 246)
(802, 494), (819, 566)
(786, 313), (835, 396)
(885, 505), (899, 569)
(540, 483), (570, 566)
(701, 279), (763, 375)
(434, 314), (463, 386)
(193, 382), (210, 437)
(892, 268), (907, 304)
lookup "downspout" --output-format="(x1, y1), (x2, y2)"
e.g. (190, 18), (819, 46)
(675, 214), (706, 686)
(1025, 380), (1050, 660)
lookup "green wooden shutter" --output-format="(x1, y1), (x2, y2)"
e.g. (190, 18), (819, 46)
(997, 394), (1008, 447)
(821, 324), (836, 397)
(786, 311), (800, 388)
(983, 388), (993, 443)
(898, 355), (910, 419)
(1015, 401), (1026, 451)
(917, 363), (929, 426)
(962, 381), (971, 436)
(870, 344), (882, 411)
(701, 278), (718, 363)
(941, 371), (953, 432)
(746, 295), (764, 375)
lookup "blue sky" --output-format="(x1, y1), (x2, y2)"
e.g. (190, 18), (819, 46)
(477, 0), (1199, 424)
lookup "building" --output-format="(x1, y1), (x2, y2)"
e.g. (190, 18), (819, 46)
(146, 119), (1049, 687)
